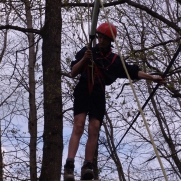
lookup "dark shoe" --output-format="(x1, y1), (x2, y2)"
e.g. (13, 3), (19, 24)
(64, 160), (75, 181)
(81, 162), (94, 180)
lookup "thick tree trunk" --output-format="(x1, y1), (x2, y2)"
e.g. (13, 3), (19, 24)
(39, 0), (63, 180)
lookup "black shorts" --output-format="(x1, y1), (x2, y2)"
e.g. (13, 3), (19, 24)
(73, 83), (105, 125)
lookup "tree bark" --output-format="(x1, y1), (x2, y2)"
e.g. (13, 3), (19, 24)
(39, 0), (63, 180)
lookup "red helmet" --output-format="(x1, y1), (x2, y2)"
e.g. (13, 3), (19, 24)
(96, 22), (117, 41)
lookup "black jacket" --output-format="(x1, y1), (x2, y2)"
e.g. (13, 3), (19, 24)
(71, 45), (141, 93)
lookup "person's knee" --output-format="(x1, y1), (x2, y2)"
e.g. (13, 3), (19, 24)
(73, 122), (84, 136)
(89, 129), (99, 138)
(72, 114), (86, 136)
(88, 119), (100, 138)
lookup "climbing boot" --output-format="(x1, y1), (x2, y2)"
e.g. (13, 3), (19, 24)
(81, 162), (94, 180)
(64, 160), (75, 181)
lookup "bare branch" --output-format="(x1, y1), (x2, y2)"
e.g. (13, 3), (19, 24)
(0, 25), (41, 34)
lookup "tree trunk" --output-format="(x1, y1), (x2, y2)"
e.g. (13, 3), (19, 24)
(39, 0), (63, 180)
(23, 0), (38, 180)
(28, 24), (38, 181)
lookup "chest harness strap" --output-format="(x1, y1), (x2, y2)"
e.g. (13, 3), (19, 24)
(86, 52), (117, 94)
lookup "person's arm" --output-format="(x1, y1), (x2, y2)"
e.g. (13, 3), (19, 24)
(138, 71), (166, 84)
(71, 49), (92, 77)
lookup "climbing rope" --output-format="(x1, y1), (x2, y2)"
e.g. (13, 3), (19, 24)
(98, 0), (169, 180)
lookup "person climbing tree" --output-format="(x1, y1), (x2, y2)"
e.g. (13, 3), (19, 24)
(63, 22), (166, 181)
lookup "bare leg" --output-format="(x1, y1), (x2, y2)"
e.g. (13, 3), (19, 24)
(85, 117), (100, 161)
(67, 113), (87, 158)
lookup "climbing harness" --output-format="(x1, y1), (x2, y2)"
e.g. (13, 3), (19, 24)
(86, 48), (118, 93)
